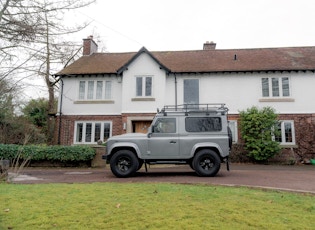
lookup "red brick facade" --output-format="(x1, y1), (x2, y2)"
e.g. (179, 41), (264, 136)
(228, 113), (315, 163)
(54, 115), (123, 145)
(55, 113), (315, 163)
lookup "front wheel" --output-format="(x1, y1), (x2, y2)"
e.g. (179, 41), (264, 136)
(110, 150), (139, 178)
(193, 149), (221, 177)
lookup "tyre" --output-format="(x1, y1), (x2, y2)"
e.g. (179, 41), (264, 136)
(193, 149), (221, 177)
(110, 150), (139, 178)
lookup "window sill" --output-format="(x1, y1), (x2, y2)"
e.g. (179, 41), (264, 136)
(259, 98), (295, 102)
(280, 144), (298, 148)
(131, 97), (155, 101)
(74, 100), (114, 104)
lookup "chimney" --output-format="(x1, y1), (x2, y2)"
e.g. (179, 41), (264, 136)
(203, 41), (216, 50)
(83, 35), (98, 55)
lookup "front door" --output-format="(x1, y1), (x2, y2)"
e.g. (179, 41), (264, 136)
(133, 121), (151, 133)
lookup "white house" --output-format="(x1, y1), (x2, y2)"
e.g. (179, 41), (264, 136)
(54, 37), (315, 163)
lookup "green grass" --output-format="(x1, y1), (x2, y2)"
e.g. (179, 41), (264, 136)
(0, 183), (314, 229)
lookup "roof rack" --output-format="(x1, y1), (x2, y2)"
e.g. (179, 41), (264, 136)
(159, 103), (228, 116)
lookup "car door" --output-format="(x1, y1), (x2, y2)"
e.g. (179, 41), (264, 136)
(147, 117), (179, 158)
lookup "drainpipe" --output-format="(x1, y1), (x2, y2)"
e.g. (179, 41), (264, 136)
(57, 77), (64, 145)
(174, 73), (178, 110)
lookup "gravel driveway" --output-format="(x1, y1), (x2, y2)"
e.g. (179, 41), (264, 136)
(10, 164), (315, 194)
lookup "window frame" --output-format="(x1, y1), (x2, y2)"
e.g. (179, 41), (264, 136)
(261, 77), (291, 98)
(228, 120), (238, 143)
(78, 80), (112, 100)
(135, 75), (153, 97)
(74, 121), (112, 144)
(185, 117), (222, 132)
(273, 120), (296, 145)
(183, 78), (199, 105)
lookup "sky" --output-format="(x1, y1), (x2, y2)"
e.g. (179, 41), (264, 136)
(24, 0), (315, 99)
(76, 0), (315, 52)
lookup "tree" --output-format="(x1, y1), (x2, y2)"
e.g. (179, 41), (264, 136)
(239, 106), (281, 162)
(1, 0), (95, 144)
(22, 98), (51, 129)
(0, 79), (46, 144)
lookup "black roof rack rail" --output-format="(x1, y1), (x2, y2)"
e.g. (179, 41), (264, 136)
(159, 103), (228, 116)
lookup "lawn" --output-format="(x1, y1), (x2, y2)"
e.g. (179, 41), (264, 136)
(1, 183), (314, 229)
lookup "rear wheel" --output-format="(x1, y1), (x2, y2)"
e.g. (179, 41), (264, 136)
(193, 149), (221, 177)
(110, 150), (139, 178)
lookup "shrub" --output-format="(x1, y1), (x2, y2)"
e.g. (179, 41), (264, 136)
(0, 144), (96, 163)
(239, 106), (281, 162)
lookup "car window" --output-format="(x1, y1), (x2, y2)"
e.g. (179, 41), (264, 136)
(153, 118), (176, 133)
(185, 117), (222, 132)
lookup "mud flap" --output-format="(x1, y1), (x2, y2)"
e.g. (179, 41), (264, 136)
(144, 160), (148, 172)
(226, 157), (230, 171)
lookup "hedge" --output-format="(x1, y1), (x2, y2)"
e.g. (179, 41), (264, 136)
(0, 144), (96, 162)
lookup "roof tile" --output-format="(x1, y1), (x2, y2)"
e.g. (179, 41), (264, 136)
(56, 47), (315, 76)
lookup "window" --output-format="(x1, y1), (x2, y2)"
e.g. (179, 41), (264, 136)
(78, 80), (112, 100)
(105, 81), (112, 99)
(228, 120), (238, 143)
(74, 121), (112, 144)
(96, 81), (103, 99)
(136, 76), (152, 97)
(261, 77), (290, 97)
(185, 117), (222, 132)
(79, 81), (85, 100)
(274, 120), (295, 145)
(152, 118), (176, 133)
(184, 79), (199, 105)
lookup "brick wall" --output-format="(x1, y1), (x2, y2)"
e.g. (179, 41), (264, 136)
(54, 115), (122, 145)
(228, 113), (315, 164)
(54, 113), (315, 164)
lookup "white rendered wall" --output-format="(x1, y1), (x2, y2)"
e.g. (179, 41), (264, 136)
(58, 75), (122, 115)
(121, 53), (167, 113)
(173, 71), (315, 114)
(58, 56), (315, 116)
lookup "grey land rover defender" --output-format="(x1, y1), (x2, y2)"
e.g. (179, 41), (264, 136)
(103, 103), (232, 178)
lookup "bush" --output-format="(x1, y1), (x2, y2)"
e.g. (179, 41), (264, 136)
(239, 106), (281, 162)
(0, 144), (96, 163)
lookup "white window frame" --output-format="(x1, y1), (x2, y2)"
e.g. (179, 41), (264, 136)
(228, 120), (238, 143)
(74, 121), (112, 144)
(261, 77), (290, 98)
(135, 75), (153, 97)
(78, 80), (112, 100)
(273, 120), (295, 145)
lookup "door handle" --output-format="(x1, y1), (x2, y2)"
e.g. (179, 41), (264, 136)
(170, 141), (176, 144)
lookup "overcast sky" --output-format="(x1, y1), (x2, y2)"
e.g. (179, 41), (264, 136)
(77, 0), (315, 52)
(24, 0), (315, 99)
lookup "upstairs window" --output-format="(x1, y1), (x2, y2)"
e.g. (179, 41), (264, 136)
(184, 79), (199, 105)
(136, 76), (152, 97)
(261, 77), (290, 97)
(78, 80), (112, 100)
